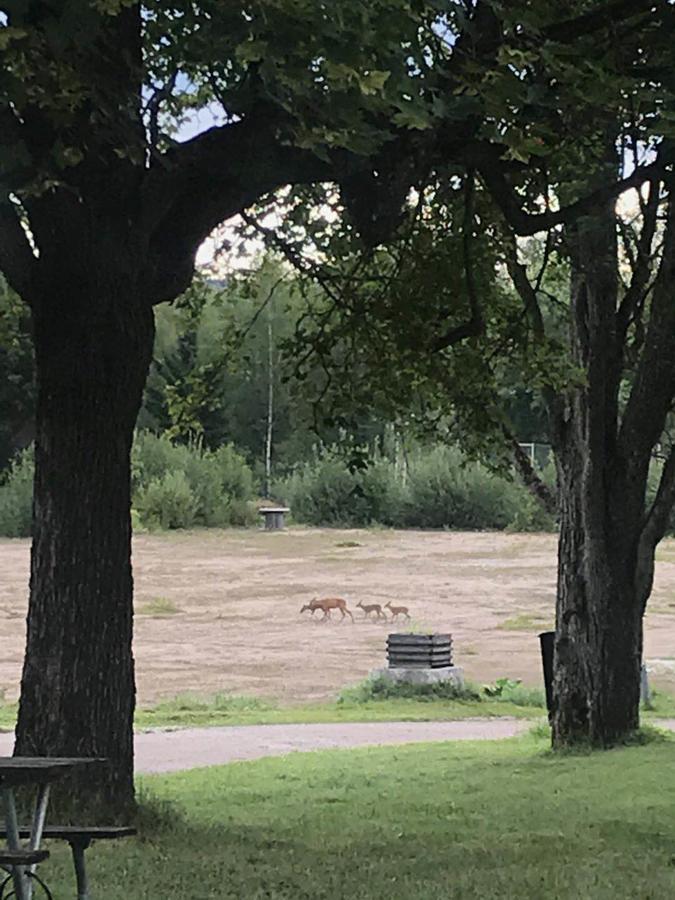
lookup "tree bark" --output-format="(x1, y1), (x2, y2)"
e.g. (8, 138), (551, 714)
(549, 189), (644, 747)
(14, 279), (154, 816)
(552, 446), (642, 746)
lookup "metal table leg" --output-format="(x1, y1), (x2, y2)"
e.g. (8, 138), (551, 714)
(70, 839), (92, 900)
(26, 784), (50, 900)
(3, 788), (28, 900)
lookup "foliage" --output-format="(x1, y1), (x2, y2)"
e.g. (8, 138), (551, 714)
(0, 278), (34, 472)
(482, 678), (545, 707)
(0, 447), (33, 538)
(337, 675), (482, 704)
(0, 432), (260, 537)
(136, 470), (197, 531)
(0, 433), (556, 536)
(338, 674), (546, 708)
(131, 432), (256, 530)
(280, 444), (555, 531)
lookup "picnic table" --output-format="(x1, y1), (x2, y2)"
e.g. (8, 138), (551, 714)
(0, 757), (102, 900)
(259, 506), (290, 530)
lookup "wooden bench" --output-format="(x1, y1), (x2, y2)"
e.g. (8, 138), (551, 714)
(0, 850), (50, 867)
(0, 827), (135, 900)
(0, 850), (51, 900)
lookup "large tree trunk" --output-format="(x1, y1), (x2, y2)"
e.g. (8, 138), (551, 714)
(14, 280), (154, 816)
(549, 187), (645, 747)
(552, 447), (642, 746)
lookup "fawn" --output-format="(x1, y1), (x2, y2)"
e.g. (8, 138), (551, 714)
(356, 601), (387, 621)
(300, 597), (354, 622)
(385, 601), (411, 621)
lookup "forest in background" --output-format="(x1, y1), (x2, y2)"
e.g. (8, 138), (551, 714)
(0, 256), (553, 536)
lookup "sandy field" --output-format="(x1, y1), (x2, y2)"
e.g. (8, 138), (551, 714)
(2, 529), (675, 705)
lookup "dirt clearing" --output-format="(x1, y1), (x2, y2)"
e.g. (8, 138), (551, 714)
(2, 529), (675, 705)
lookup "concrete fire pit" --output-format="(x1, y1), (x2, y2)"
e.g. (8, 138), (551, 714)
(371, 633), (464, 687)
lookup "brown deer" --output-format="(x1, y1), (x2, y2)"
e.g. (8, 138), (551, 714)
(300, 597), (354, 622)
(357, 601), (387, 621)
(385, 601), (411, 621)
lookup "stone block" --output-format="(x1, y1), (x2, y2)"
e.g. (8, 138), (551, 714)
(370, 666), (465, 688)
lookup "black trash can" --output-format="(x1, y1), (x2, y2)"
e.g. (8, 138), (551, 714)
(539, 631), (554, 720)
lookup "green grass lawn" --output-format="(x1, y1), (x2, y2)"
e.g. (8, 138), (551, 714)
(0, 694), (539, 733)
(34, 731), (675, 899)
(133, 693), (543, 728)
(1, 687), (674, 732)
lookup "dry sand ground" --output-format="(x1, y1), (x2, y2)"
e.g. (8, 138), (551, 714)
(2, 528), (675, 705)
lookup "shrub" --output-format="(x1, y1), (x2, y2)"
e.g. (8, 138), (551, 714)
(281, 443), (555, 531)
(212, 444), (255, 501)
(0, 448), (34, 537)
(131, 431), (191, 494)
(400, 446), (521, 530)
(135, 470), (197, 530)
(337, 675), (481, 704)
(280, 455), (372, 526)
(131, 431), (256, 529)
(482, 677), (545, 707)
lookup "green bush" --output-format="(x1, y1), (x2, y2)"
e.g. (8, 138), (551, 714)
(135, 469), (197, 530)
(131, 431), (256, 529)
(280, 455), (373, 526)
(482, 677), (545, 707)
(338, 675), (482, 704)
(131, 431), (191, 494)
(280, 444), (555, 531)
(399, 447), (512, 529)
(0, 447), (34, 537)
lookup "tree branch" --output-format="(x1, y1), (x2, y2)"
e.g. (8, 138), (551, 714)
(616, 179), (661, 341)
(432, 170), (484, 350)
(0, 196), (37, 302)
(642, 443), (675, 550)
(619, 199), (675, 476)
(540, 0), (656, 45)
(503, 232), (545, 340)
(506, 427), (557, 516)
(636, 440), (675, 605)
(501, 231), (569, 447)
(476, 146), (670, 236)
(142, 113), (343, 303)
(146, 72), (178, 156)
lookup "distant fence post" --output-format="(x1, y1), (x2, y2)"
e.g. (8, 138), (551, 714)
(640, 663), (651, 705)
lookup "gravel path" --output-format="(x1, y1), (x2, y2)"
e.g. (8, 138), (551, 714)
(0, 718), (528, 774)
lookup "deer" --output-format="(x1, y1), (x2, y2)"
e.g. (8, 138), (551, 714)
(300, 597), (354, 622)
(385, 601), (411, 621)
(356, 600), (387, 621)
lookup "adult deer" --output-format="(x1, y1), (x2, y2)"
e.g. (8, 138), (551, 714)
(356, 601), (387, 621)
(385, 601), (411, 621)
(300, 597), (354, 622)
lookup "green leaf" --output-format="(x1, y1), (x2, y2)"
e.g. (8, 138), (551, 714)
(356, 70), (391, 96)
(392, 105), (432, 130)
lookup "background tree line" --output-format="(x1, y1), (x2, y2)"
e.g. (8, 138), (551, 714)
(0, 258), (553, 537)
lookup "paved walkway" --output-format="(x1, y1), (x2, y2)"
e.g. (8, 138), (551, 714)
(0, 718), (528, 774)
